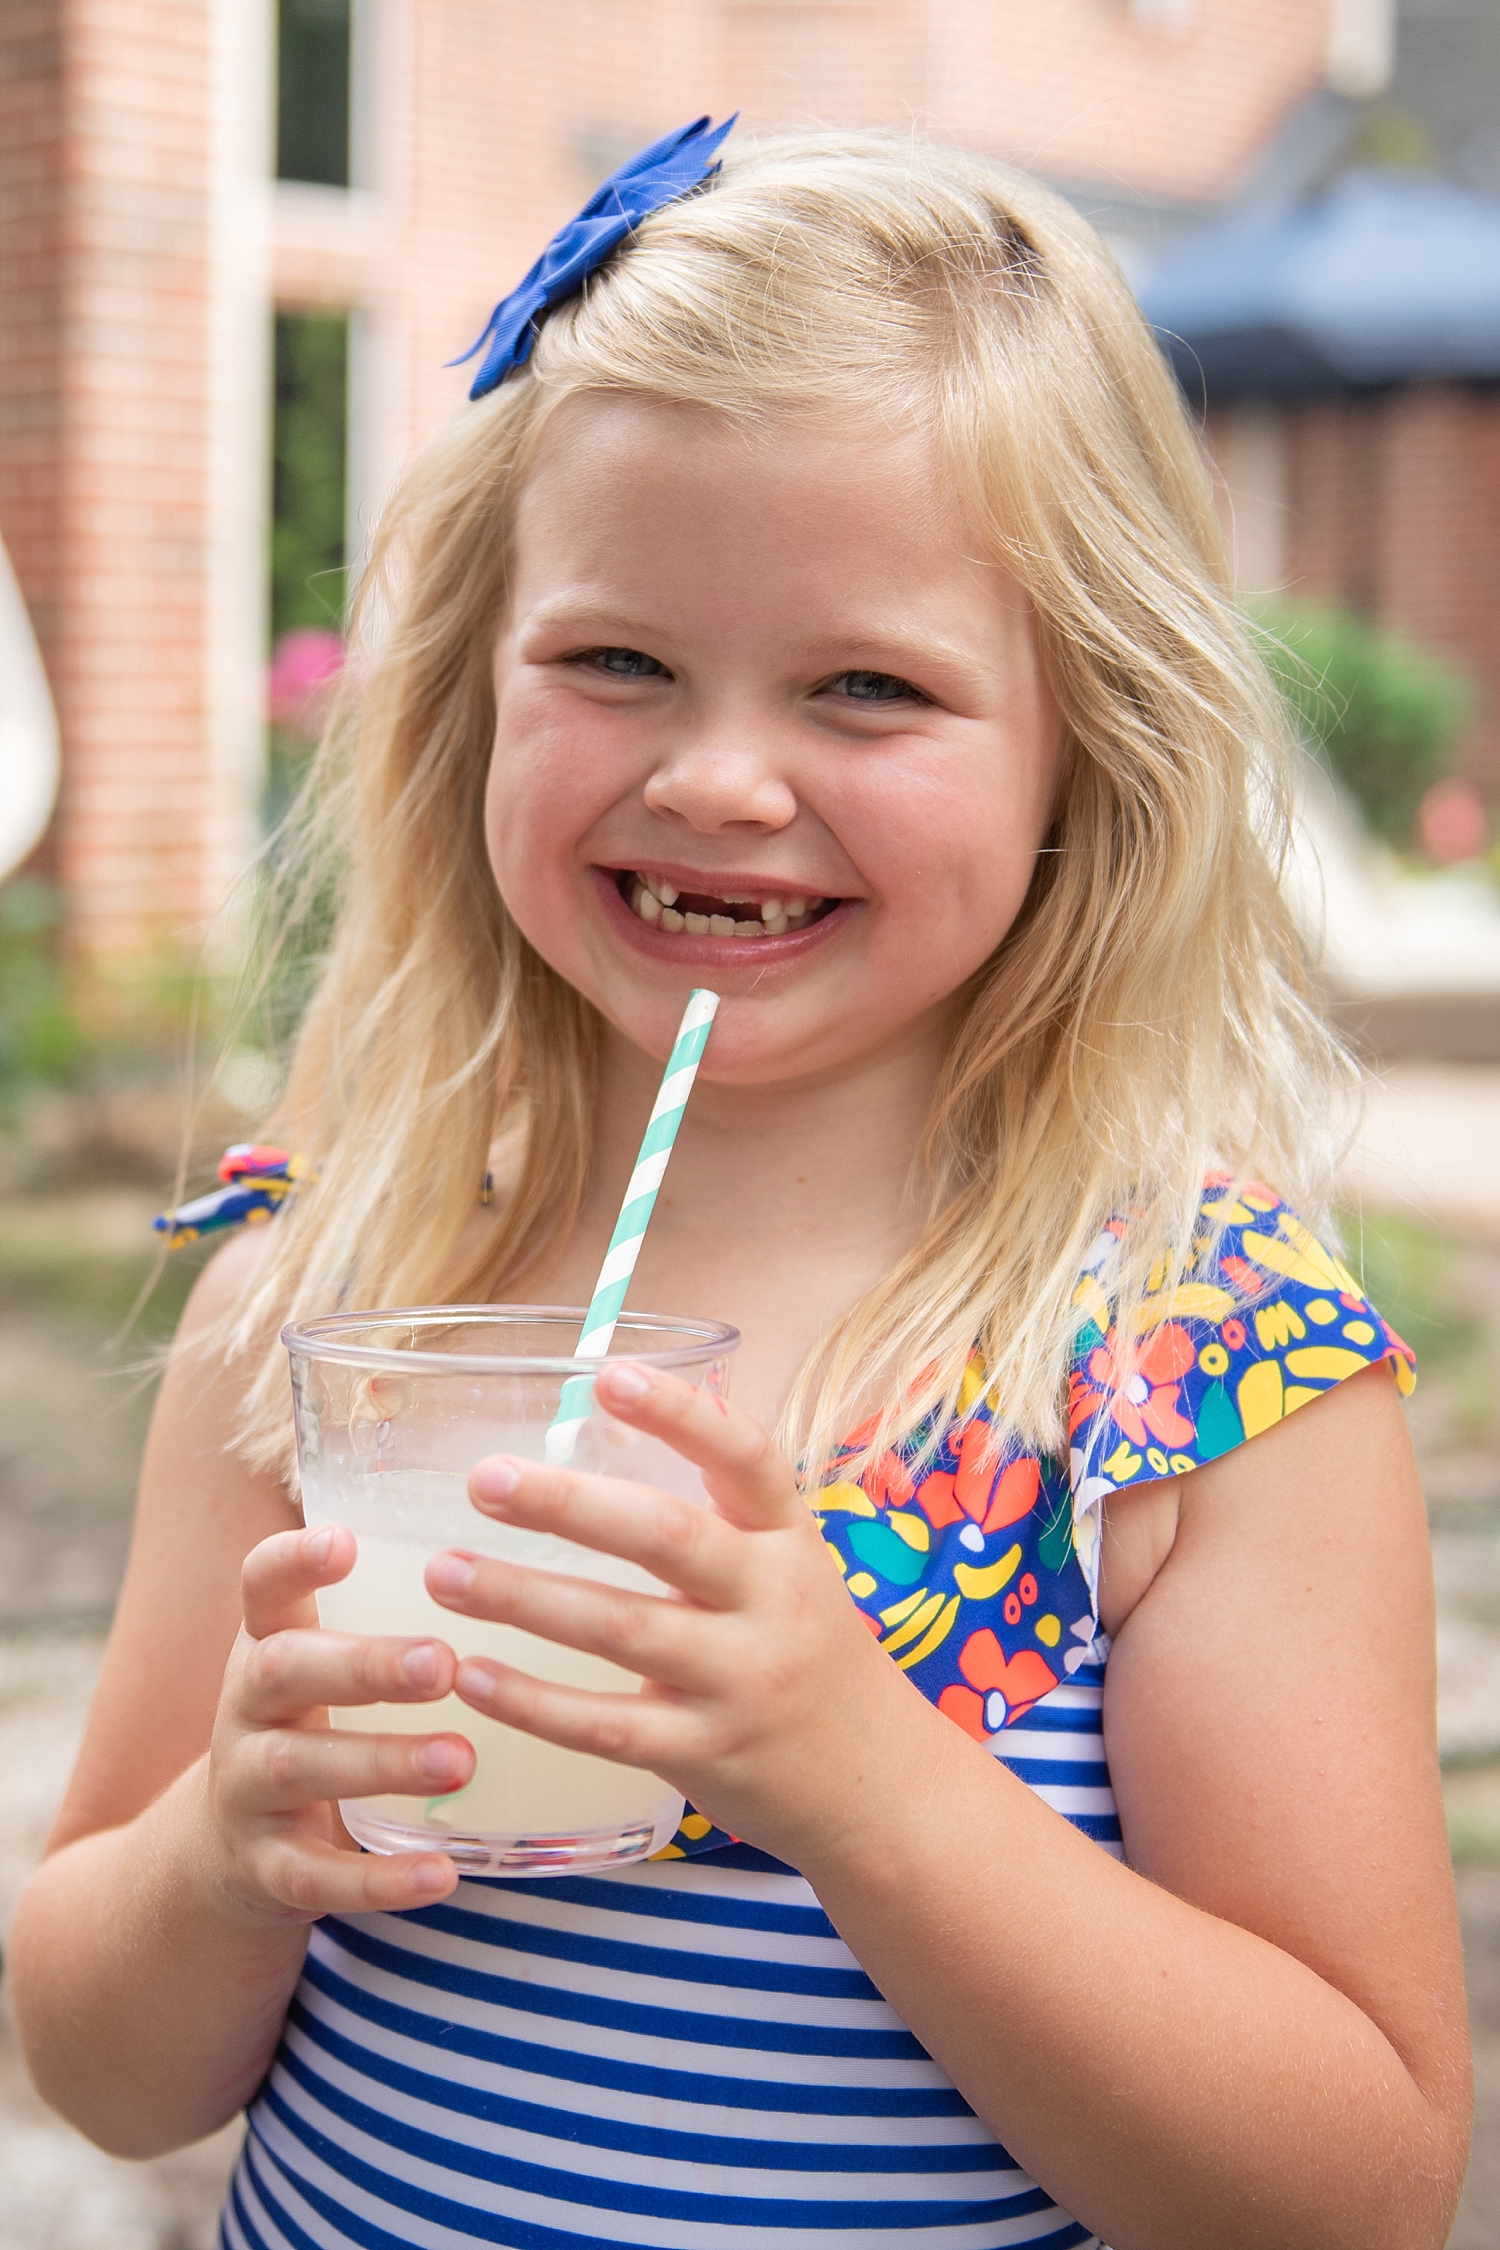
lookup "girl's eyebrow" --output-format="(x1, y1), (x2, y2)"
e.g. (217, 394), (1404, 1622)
(795, 633), (980, 673)
(522, 600), (670, 642)
(526, 603), (985, 673)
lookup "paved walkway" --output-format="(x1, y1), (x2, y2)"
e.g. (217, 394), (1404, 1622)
(1340, 1063), (1500, 1229)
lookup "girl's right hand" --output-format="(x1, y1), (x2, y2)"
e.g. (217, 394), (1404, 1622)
(202, 1522), (476, 1922)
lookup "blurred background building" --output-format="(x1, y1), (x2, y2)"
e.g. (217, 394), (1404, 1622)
(0, 0), (1496, 981)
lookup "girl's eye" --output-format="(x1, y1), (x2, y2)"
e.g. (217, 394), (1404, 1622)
(583, 647), (670, 679)
(825, 669), (928, 705)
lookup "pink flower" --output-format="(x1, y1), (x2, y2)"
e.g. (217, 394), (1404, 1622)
(267, 629), (344, 735)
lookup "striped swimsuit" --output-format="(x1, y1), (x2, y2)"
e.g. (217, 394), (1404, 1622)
(221, 1185), (1412, 2248)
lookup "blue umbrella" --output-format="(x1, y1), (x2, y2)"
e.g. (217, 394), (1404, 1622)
(1138, 167), (1500, 401)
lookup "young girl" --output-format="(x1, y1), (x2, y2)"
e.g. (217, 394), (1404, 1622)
(10, 123), (1472, 2250)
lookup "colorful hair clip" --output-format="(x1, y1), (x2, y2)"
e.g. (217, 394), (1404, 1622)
(453, 113), (736, 400)
(154, 1145), (495, 1248)
(154, 1144), (305, 1249)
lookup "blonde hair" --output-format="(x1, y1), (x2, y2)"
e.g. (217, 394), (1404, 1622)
(227, 129), (1352, 1480)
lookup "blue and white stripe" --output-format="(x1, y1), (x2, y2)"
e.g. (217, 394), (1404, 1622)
(220, 1673), (1112, 2248)
(546, 988), (719, 1462)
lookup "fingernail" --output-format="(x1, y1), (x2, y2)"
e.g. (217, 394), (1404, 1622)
(415, 1739), (467, 1782)
(455, 1660), (492, 1703)
(428, 1553), (477, 1598)
(401, 1642), (441, 1689)
(472, 1457), (520, 1506)
(410, 1857), (451, 1895)
(602, 1363), (649, 1402)
(304, 1525), (334, 1564)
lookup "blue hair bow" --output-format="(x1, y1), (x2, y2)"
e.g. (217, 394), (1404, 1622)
(455, 114), (737, 400)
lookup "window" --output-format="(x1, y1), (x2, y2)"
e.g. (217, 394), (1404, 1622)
(277, 0), (352, 188)
(271, 311), (348, 638)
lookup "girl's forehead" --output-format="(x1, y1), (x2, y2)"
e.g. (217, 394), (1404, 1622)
(501, 398), (1032, 674)
(521, 390), (947, 505)
(509, 394), (984, 600)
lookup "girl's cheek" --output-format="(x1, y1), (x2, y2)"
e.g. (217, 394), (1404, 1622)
(490, 684), (634, 837)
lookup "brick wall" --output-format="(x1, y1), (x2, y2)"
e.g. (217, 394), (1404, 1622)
(380, 0), (1344, 456)
(0, 0), (66, 877)
(1282, 387), (1500, 793)
(63, 1), (215, 964)
(0, 0), (217, 968)
(6, 0), (1374, 959)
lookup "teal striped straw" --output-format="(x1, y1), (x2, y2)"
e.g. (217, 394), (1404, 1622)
(544, 987), (720, 1464)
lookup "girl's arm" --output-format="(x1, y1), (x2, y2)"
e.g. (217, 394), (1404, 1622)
(810, 1362), (1472, 2250)
(436, 1359), (1471, 2250)
(6, 1237), (474, 2156)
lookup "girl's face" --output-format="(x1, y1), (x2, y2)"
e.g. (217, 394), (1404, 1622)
(488, 395), (1062, 1084)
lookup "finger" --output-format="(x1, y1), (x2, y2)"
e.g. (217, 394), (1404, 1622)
(465, 1455), (743, 1606)
(238, 1629), (459, 1724)
(253, 1833), (460, 1919)
(593, 1362), (804, 1530)
(242, 1524), (356, 1641)
(231, 1725), (476, 1816)
(453, 1654), (677, 1775)
(424, 1550), (718, 1690)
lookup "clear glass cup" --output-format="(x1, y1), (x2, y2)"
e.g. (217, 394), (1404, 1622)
(283, 1306), (739, 1878)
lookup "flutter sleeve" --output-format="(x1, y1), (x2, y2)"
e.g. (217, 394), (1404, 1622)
(1064, 1178), (1417, 1615)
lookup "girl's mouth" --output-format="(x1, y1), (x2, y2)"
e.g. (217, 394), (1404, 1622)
(614, 870), (840, 940)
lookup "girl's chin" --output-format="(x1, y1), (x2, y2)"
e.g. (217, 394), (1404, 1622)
(588, 865), (857, 971)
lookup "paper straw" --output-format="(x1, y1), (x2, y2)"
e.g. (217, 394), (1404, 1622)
(544, 987), (720, 1463)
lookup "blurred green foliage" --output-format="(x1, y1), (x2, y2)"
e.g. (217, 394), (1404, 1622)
(272, 311), (348, 641)
(0, 1193), (208, 1336)
(0, 878), (84, 1103)
(1254, 601), (1474, 848)
(1339, 1203), (1494, 1439)
(1444, 1764), (1500, 1863)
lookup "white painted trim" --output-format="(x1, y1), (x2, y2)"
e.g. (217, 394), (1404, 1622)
(1326, 0), (1395, 98)
(0, 533), (60, 881)
(205, 0), (275, 953)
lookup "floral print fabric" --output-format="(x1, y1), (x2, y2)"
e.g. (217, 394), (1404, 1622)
(658, 1178), (1414, 1858)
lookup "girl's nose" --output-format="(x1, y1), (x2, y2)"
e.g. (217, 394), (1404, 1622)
(643, 734), (798, 833)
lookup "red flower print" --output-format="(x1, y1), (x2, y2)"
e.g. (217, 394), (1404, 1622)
(947, 1627), (1059, 1728)
(861, 1449), (915, 1511)
(1081, 1323), (1195, 1449)
(981, 1452), (1040, 1531)
(938, 1684), (989, 1741)
(1068, 1368), (1103, 1439)
(914, 1435), (1040, 1533)
(915, 1470), (964, 1529)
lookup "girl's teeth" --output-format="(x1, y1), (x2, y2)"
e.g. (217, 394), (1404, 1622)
(625, 873), (826, 937)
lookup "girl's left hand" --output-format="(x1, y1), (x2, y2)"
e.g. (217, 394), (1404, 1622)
(424, 1360), (946, 1870)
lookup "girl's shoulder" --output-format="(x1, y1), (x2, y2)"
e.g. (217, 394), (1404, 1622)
(1067, 1175), (1415, 1507)
(801, 1178), (1413, 1759)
